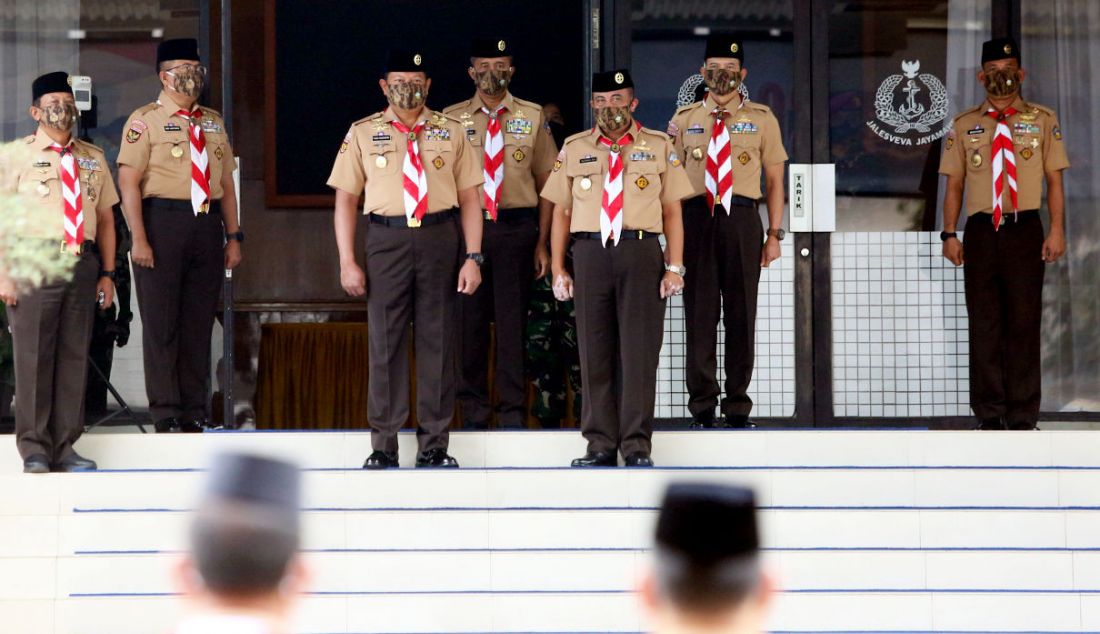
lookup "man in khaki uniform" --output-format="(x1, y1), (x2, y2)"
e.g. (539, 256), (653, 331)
(331, 49), (484, 469)
(2, 72), (119, 473)
(939, 37), (1069, 431)
(117, 38), (243, 434)
(667, 34), (788, 430)
(444, 37), (557, 429)
(542, 69), (692, 468)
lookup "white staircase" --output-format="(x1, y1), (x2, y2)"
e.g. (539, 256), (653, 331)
(4, 429), (1100, 633)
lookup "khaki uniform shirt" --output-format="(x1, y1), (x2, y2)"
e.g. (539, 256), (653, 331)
(14, 132), (120, 241)
(117, 91), (236, 200)
(327, 107), (482, 216)
(667, 94), (788, 200)
(939, 97), (1070, 216)
(540, 125), (694, 234)
(442, 92), (558, 210)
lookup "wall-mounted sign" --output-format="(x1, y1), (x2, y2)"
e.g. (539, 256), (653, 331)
(866, 60), (949, 146)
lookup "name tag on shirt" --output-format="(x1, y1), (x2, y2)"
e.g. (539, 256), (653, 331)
(686, 125), (706, 135)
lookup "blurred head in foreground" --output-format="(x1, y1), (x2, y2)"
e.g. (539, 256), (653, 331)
(174, 453), (306, 631)
(640, 482), (773, 634)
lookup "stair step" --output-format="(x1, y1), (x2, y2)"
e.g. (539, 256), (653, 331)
(6, 429), (1100, 471)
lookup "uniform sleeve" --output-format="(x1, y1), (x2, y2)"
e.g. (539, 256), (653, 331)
(540, 148), (572, 208)
(1042, 113), (1070, 173)
(761, 111), (788, 166)
(220, 121), (238, 174)
(452, 125), (484, 192)
(666, 112), (684, 158)
(531, 115), (558, 174)
(117, 111), (151, 171)
(326, 126), (366, 195)
(938, 120), (964, 177)
(98, 165), (121, 209)
(659, 142), (694, 204)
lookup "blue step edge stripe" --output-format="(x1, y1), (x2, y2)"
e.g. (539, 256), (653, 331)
(67, 588), (1100, 597)
(71, 546), (1100, 555)
(86, 464), (1100, 473)
(70, 504), (1100, 513)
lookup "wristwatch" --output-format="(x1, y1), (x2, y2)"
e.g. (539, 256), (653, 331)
(98, 270), (117, 281)
(940, 231), (958, 242)
(225, 230), (245, 243)
(466, 252), (485, 267)
(766, 228), (786, 241)
(665, 263), (687, 277)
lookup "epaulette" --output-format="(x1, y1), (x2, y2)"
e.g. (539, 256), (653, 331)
(441, 99), (472, 116)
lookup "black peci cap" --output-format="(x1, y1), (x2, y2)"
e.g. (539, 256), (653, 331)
(471, 37), (511, 60)
(981, 37), (1020, 66)
(592, 69), (634, 93)
(656, 482), (759, 563)
(385, 48), (428, 75)
(157, 38), (201, 68)
(704, 32), (744, 64)
(203, 452), (301, 515)
(32, 71), (71, 102)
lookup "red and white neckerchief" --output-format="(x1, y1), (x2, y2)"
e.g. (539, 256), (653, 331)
(48, 142), (84, 251)
(390, 119), (428, 224)
(986, 106), (1018, 230)
(482, 103), (506, 220)
(174, 108), (210, 215)
(596, 122), (639, 247)
(705, 107), (734, 214)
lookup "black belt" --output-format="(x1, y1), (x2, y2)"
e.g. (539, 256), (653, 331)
(573, 230), (660, 241)
(967, 209), (1038, 224)
(369, 208), (457, 228)
(145, 197), (222, 213)
(29, 239), (96, 255)
(721, 195), (759, 209)
(485, 207), (538, 223)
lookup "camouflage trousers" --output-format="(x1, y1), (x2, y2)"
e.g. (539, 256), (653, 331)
(525, 275), (582, 427)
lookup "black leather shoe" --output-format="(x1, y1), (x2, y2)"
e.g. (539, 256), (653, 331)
(153, 417), (181, 433)
(363, 450), (399, 470)
(726, 415), (757, 429)
(689, 411), (722, 429)
(23, 454), (50, 474)
(415, 448), (459, 468)
(976, 417), (1006, 430)
(52, 452), (97, 472)
(1006, 420), (1039, 431)
(463, 419), (489, 431)
(178, 419), (205, 433)
(571, 450), (617, 467)
(623, 452), (654, 468)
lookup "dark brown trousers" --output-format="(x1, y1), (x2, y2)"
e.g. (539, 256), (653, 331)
(682, 195), (763, 418)
(366, 216), (460, 453)
(132, 198), (225, 422)
(963, 210), (1045, 426)
(457, 212), (539, 427)
(573, 236), (666, 456)
(9, 252), (98, 461)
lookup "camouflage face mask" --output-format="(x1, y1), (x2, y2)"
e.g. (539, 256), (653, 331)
(983, 68), (1021, 98)
(704, 68), (742, 96)
(38, 102), (78, 131)
(595, 106), (632, 136)
(474, 69), (512, 97)
(388, 81), (427, 110)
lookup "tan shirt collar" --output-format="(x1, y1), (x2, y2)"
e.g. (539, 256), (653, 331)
(471, 90), (515, 114)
